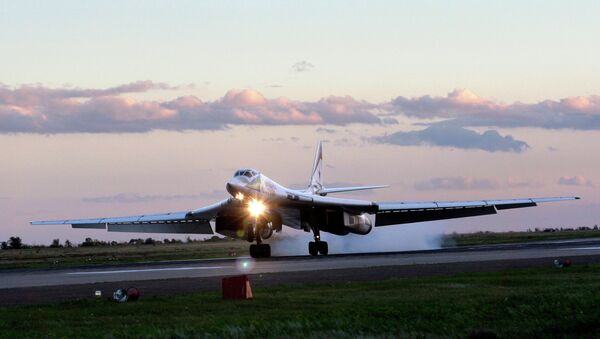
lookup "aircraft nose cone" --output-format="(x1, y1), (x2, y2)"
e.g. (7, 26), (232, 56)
(226, 181), (243, 196)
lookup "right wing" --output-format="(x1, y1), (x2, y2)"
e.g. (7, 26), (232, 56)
(375, 196), (579, 226)
(31, 198), (235, 234)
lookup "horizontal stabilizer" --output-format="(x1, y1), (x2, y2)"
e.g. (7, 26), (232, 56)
(317, 185), (388, 196)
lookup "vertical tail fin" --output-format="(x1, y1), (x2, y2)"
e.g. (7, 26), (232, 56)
(308, 141), (323, 193)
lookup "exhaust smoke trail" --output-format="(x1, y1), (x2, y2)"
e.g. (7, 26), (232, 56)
(270, 222), (444, 256)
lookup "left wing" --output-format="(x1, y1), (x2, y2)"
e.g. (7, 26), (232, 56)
(375, 196), (579, 226)
(31, 198), (235, 234)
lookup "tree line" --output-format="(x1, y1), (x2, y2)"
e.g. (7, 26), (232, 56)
(0, 235), (229, 250)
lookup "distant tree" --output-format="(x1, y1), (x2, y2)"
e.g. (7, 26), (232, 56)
(163, 238), (170, 244)
(594, 225), (598, 231)
(186, 236), (192, 243)
(8, 237), (22, 249)
(81, 237), (94, 247)
(50, 238), (62, 248)
(64, 240), (72, 248)
(1, 241), (7, 250)
(144, 237), (155, 245)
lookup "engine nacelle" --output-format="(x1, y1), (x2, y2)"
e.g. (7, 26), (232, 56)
(309, 209), (373, 236)
(343, 212), (372, 235)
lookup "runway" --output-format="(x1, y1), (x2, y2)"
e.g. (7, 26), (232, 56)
(2, 238), (600, 305)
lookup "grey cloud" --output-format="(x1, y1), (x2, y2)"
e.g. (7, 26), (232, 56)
(291, 60), (314, 72)
(389, 89), (600, 130)
(414, 176), (538, 191)
(558, 176), (593, 187)
(316, 127), (336, 133)
(372, 124), (529, 153)
(82, 191), (225, 204)
(380, 117), (399, 125)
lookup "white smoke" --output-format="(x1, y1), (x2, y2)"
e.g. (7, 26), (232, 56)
(269, 222), (444, 256)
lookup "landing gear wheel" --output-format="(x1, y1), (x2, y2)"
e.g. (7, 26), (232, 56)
(249, 244), (258, 258)
(317, 241), (328, 255)
(250, 244), (271, 258)
(308, 241), (319, 256)
(259, 244), (271, 258)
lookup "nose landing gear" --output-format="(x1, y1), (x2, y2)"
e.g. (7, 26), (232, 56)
(248, 222), (271, 258)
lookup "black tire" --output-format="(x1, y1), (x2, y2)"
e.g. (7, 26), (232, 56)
(308, 241), (318, 256)
(249, 244), (258, 258)
(318, 241), (328, 255)
(260, 244), (271, 258)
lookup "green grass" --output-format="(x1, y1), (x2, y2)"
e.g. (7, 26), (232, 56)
(443, 229), (600, 247)
(1, 265), (600, 338)
(0, 240), (249, 269)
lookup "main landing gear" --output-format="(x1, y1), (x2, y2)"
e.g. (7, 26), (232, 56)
(308, 227), (328, 256)
(249, 243), (271, 258)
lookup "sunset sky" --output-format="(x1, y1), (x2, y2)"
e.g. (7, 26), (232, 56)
(1, 1), (599, 244)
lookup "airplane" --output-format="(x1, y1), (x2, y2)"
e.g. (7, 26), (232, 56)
(32, 141), (580, 258)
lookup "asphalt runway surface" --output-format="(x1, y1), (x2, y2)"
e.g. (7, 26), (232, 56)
(2, 238), (600, 306)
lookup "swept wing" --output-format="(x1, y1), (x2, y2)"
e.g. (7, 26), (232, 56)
(31, 198), (235, 234)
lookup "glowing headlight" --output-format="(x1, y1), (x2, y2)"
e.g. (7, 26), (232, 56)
(235, 192), (245, 201)
(248, 199), (266, 217)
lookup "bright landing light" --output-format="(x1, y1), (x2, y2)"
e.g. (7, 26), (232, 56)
(248, 199), (266, 217)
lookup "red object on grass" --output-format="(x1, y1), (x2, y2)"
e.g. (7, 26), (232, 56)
(222, 275), (253, 300)
(127, 287), (140, 301)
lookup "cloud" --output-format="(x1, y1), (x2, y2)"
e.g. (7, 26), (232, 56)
(372, 124), (529, 153)
(558, 175), (593, 187)
(389, 88), (600, 130)
(316, 127), (336, 133)
(0, 84), (381, 133)
(291, 60), (314, 72)
(81, 191), (225, 203)
(414, 176), (538, 191)
(4, 83), (600, 134)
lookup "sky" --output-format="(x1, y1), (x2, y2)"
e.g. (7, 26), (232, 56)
(1, 1), (599, 244)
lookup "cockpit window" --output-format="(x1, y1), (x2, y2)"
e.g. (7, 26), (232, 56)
(234, 169), (258, 178)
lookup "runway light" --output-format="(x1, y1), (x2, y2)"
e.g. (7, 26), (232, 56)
(248, 199), (266, 217)
(236, 258), (255, 273)
(235, 192), (245, 201)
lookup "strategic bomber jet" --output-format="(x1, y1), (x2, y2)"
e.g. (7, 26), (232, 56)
(32, 142), (579, 258)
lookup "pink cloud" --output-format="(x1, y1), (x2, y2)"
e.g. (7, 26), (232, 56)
(390, 89), (600, 129)
(0, 83), (381, 133)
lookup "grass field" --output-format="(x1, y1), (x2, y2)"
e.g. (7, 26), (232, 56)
(2, 229), (599, 269)
(443, 229), (600, 247)
(0, 240), (249, 269)
(1, 264), (599, 338)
